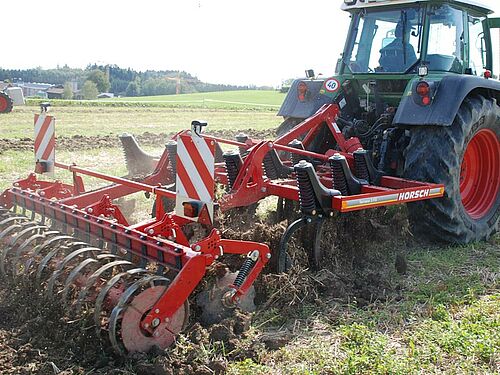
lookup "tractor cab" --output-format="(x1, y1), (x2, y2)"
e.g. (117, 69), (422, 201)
(340, 0), (495, 77)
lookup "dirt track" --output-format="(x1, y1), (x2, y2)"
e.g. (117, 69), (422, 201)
(0, 129), (277, 154)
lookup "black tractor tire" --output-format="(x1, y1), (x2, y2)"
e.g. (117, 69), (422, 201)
(0, 92), (13, 114)
(403, 94), (500, 244)
(276, 117), (303, 137)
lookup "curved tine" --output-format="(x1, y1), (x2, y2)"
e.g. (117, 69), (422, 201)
(108, 275), (169, 355)
(74, 260), (134, 315)
(23, 235), (76, 277)
(61, 258), (99, 303)
(277, 217), (309, 273)
(305, 217), (326, 272)
(11, 232), (51, 278)
(36, 246), (69, 284)
(36, 242), (88, 283)
(8, 224), (46, 247)
(0, 223), (42, 277)
(46, 247), (100, 296)
(0, 223), (23, 240)
(93, 268), (148, 329)
(0, 216), (29, 229)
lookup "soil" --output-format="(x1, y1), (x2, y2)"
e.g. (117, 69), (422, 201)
(0, 129), (277, 154)
(0, 150), (414, 374)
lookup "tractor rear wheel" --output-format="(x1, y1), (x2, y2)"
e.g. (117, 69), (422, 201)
(404, 94), (500, 244)
(0, 92), (13, 114)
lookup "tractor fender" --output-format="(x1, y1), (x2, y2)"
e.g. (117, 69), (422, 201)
(394, 75), (500, 127)
(277, 78), (333, 119)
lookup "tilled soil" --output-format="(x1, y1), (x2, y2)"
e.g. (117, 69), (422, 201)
(0, 129), (277, 154)
(0, 199), (409, 374)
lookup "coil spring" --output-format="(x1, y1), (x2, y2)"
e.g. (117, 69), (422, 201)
(166, 141), (177, 174)
(263, 152), (279, 180)
(234, 257), (256, 288)
(223, 151), (243, 189)
(330, 158), (349, 196)
(353, 152), (370, 181)
(295, 168), (317, 213)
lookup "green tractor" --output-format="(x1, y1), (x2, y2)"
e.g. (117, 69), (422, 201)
(277, 0), (500, 244)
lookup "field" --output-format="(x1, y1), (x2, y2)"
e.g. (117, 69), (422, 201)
(0, 99), (498, 374)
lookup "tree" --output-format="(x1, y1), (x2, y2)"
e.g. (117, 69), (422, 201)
(125, 80), (140, 97)
(62, 82), (74, 100)
(87, 69), (110, 93)
(82, 80), (98, 100)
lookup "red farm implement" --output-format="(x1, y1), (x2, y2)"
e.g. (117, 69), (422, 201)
(0, 104), (443, 355)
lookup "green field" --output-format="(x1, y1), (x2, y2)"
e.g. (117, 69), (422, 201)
(110, 90), (286, 106)
(26, 89), (287, 111)
(0, 101), (498, 374)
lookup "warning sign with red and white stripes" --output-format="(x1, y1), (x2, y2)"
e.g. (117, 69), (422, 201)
(175, 132), (215, 223)
(34, 113), (55, 175)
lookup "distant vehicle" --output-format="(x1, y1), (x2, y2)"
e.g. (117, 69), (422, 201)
(0, 83), (25, 113)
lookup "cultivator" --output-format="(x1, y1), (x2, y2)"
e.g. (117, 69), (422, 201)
(122, 104), (445, 271)
(0, 104), (443, 355)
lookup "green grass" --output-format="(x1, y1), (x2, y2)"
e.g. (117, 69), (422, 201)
(26, 90), (286, 110)
(110, 90), (286, 107)
(0, 105), (281, 139)
(228, 241), (500, 375)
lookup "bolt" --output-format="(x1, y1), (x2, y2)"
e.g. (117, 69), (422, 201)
(266, 253), (272, 259)
(154, 331), (160, 337)
(268, 142), (273, 148)
(261, 187), (267, 193)
(87, 208), (93, 213)
(298, 160), (308, 166)
(154, 308), (160, 314)
(144, 323), (149, 329)
(164, 317), (170, 323)
(148, 229), (154, 235)
(39, 191), (45, 196)
(195, 244), (201, 251)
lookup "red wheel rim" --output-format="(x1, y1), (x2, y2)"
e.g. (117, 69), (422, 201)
(460, 129), (500, 220)
(0, 96), (7, 112)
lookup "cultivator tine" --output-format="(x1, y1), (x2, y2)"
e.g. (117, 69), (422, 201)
(277, 216), (326, 272)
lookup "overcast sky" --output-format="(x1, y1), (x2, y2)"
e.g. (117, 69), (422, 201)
(2, 0), (500, 86)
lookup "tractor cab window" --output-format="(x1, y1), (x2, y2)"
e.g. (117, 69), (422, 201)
(427, 5), (465, 73)
(468, 15), (487, 76)
(343, 7), (422, 73)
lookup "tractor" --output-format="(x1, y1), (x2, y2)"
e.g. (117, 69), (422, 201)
(0, 82), (25, 113)
(277, 0), (500, 244)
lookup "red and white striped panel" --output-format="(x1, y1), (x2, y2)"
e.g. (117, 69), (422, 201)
(175, 132), (215, 221)
(34, 113), (55, 173)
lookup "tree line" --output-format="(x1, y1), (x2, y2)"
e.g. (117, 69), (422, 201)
(0, 64), (263, 99)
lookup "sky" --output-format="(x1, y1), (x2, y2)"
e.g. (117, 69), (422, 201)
(2, 0), (500, 86)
